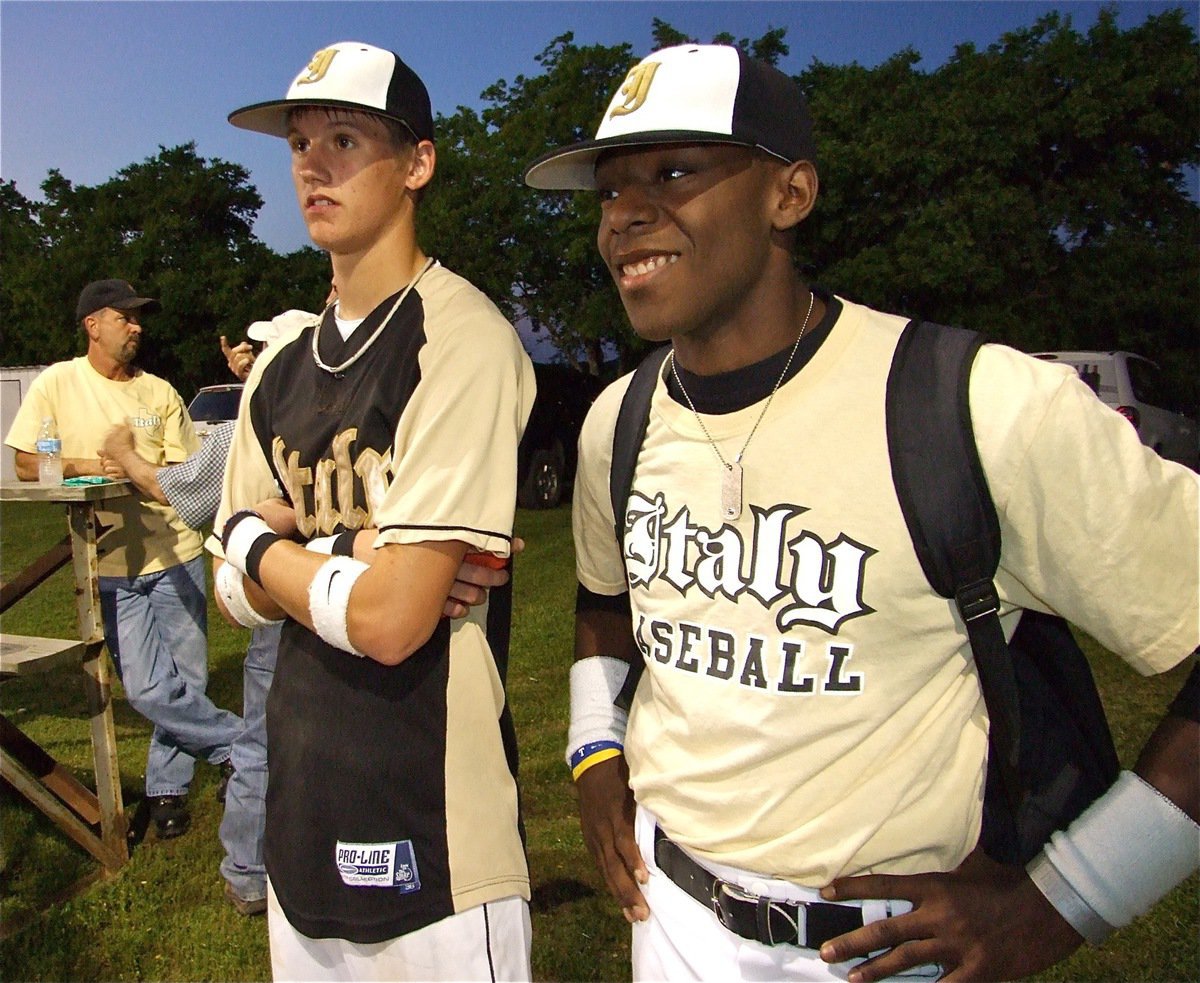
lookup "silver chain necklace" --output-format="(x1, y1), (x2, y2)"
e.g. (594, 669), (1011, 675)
(668, 291), (816, 521)
(311, 257), (435, 375)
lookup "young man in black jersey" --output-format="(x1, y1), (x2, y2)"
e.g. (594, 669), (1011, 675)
(525, 43), (1198, 983)
(214, 42), (536, 979)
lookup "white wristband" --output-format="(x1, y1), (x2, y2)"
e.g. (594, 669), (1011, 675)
(566, 656), (631, 777)
(1026, 852), (1112, 945)
(222, 511), (276, 575)
(215, 562), (284, 630)
(1029, 770), (1200, 944)
(306, 536), (337, 555)
(308, 555), (368, 656)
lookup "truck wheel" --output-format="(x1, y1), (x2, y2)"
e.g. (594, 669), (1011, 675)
(519, 450), (563, 509)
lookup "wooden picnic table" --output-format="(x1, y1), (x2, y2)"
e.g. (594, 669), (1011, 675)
(1, 479), (132, 871)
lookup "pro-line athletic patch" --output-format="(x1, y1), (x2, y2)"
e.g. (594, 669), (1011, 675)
(335, 839), (421, 892)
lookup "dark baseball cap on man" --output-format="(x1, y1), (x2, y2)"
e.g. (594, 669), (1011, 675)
(76, 280), (160, 321)
(228, 41), (434, 144)
(524, 44), (816, 190)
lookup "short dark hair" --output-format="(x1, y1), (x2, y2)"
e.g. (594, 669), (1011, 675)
(286, 106), (426, 206)
(286, 106), (416, 151)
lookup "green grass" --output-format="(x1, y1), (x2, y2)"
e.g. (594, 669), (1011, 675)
(1, 501), (1196, 981)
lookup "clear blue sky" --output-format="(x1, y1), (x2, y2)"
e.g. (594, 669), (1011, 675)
(2, 1), (1194, 255)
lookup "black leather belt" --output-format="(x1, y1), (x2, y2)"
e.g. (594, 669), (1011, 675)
(653, 827), (865, 949)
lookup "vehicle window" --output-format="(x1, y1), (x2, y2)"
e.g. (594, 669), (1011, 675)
(188, 389), (242, 421)
(1059, 359), (1114, 399)
(1126, 358), (1166, 409)
(1075, 364), (1101, 395)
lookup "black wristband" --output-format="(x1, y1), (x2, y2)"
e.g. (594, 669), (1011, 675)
(221, 508), (265, 554)
(243, 531), (282, 587)
(332, 530), (358, 557)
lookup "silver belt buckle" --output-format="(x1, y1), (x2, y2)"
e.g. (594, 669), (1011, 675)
(767, 898), (805, 946)
(712, 880), (806, 946)
(711, 878), (755, 930)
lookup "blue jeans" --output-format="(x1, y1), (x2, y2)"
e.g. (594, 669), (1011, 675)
(100, 555), (243, 798)
(219, 623), (281, 903)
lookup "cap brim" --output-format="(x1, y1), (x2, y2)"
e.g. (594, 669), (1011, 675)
(246, 321), (273, 342)
(80, 296), (160, 320)
(524, 131), (761, 190)
(120, 297), (161, 313)
(228, 99), (421, 140)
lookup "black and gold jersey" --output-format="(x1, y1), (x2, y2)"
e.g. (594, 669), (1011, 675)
(215, 262), (536, 942)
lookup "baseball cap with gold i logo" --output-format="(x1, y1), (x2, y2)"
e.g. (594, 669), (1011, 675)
(524, 44), (816, 191)
(228, 41), (434, 143)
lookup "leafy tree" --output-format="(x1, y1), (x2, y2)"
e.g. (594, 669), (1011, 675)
(651, 16), (790, 65)
(422, 34), (634, 373)
(4, 10), (1195, 403)
(1, 144), (329, 396)
(800, 9), (1198, 401)
(0, 181), (53, 365)
(424, 10), (1195, 397)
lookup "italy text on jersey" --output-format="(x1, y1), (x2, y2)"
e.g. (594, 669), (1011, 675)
(624, 490), (875, 696)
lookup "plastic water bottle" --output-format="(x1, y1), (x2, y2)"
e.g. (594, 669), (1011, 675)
(36, 417), (63, 486)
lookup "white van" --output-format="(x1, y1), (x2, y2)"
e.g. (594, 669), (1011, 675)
(187, 383), (243, 439)
(1033, 351), (1197, 469)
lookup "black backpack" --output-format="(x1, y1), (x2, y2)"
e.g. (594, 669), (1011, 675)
(608, 319), (1120, 865)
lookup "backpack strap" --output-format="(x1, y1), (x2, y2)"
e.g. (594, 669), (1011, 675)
(610, 345), (672, 545)
(885, 320), (1022, 802)
(609, 345), (671, 712)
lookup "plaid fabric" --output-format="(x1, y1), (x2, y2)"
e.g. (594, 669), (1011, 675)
(157, 421), (234, 529)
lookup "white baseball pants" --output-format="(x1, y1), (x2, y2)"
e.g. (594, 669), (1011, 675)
(632, 806), (942, 982)
(267, 883), (532, 981)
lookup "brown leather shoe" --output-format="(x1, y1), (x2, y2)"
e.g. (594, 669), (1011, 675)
(224, 881), (267, 916)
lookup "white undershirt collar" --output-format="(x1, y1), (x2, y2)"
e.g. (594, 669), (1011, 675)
(331, 304), (365, 342)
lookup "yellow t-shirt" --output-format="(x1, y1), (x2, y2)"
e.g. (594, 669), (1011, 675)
(5, 357), (203, 577)
(573, 297), (1199, 886)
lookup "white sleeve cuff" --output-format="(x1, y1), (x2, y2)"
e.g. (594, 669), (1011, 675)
(1029, 770), (1200, 943)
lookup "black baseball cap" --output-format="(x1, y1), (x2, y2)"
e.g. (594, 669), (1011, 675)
(524, 44), (816, 190)
(228, 41), (434, 143)
(76, 280), (160, 321)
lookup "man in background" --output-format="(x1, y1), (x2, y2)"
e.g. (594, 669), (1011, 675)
(6, 278), (242, 840)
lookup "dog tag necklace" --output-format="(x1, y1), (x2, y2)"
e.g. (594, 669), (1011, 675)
(668, 292), (815, 521)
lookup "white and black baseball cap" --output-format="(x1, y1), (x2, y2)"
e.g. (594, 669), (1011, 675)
(228, 41), (434, 143)
(246, 309), (320, 345)
(524, 44), (815, 190)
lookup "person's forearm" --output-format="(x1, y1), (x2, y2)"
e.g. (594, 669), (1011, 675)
(1027, 708), (1199, 947)
(63, 457), (104, 478)
(118, 453), (168, 505)
(575, 604), (638, 663)
(223, 516), (466, 664)
(212, 556), (287, 627)
(1136, 664), (1199, 821)
(13, 451), (37, 481)
(263, 540), (465, 663)
(14, 450), (102, 481)
(1135, 713), (1200, 822)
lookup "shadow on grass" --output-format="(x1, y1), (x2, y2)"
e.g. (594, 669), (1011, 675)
(531, 876), (597, 913)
